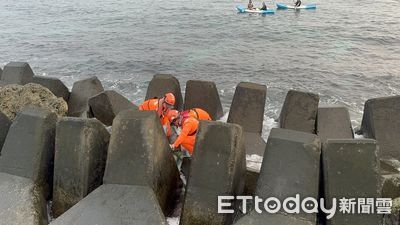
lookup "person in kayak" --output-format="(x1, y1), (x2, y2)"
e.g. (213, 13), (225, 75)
(260, 2), (268, 10)
(294, 0), (301, 7)
(247, 0), (254, 9)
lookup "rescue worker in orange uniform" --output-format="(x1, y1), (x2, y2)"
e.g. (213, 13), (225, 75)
(138, 93), (176, 128)
(167, 110), (199, 156)
(180, 108), (212, 121)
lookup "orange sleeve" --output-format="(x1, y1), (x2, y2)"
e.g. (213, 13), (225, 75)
(173, 122), (193, 148)
(138, 100), (149, 110)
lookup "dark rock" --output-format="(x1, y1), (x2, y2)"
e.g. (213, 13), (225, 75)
(184, 80), (223, 120)
(256, 128), (321, 223)
(31, 76), (70, 102)
(317, 106), (354, 142)
(0, 172), (48, 225)
(360, 96), (400, 159)
(88, 90), (137, 126)
(383, 197), (400, 225)
(145, 74), (183, 110)
(0, 107), (57, 200)
(180, 121), (246, 225)
(52, 118), (110, 218)
(234, 210), (314, 225)
(103, 110), (179, 215)
(181, 157), (191, 178)
(0, 67), (2, 78)
(0, 62), (34, 85)
(0, 111), (11, 150)
(50, 184), (167, 225)
(279, 90), (319, 133)
(381, 158), (400, 175)
(67, 76), (104, 117)
(323, 139), (382, 225)
(244, 168), (259, 196)
(382, 174), (400, 199)
(228, 82), (267, 134)
(243, 132), (266, 157)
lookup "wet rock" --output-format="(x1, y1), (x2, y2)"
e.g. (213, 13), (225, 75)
(381, 158), (400, 175)
(256, 128), (321, 223)
(31, 76), (70, 102)
(67, 76), (104, 117)
(0, 111), (11, 150)
(279, 90), (319, 134)
(383, 197), (400, 225)
(0, 62), (34, 85)
(103, 110), (179, 215)
(88, 90), (137, 126)
(145, 74), (183, 110)
(234, 210), (314, 225)
(228, 82), (267, 134)
(0, 107), (57, 200)
(50, 184), (167, 225)
(52, 118), (110, 218)
(317, 106), (354, 142)
(0, 172), (48, 225)
(184, 80), (223, 120)
(243, 132), (266, 157)
(323, 139), (382, 225)
(0, 83), (67, 120)
(360, 96), (400, 159)
(382, 174), (400, 199)
(180, 121), (246, 225)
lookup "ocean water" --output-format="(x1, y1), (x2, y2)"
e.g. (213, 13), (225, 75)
(0, 0), (399, 139)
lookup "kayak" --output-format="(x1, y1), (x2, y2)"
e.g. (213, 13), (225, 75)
(276, 3), (317, 9)
(236, 5), (275, 14)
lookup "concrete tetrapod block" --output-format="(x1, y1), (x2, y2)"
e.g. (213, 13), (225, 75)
(184, 80), (223, 120)
(243, 132), (266, 156)
(67, 76), (104, 117)
(255, 128), (321, 223)
(103, 110), (179, 215)
(50, 184), (167, 225)
(31, 76), (70, 102)
(228, 82), (267, 134)
(145, 74), (184, 110)
(180, 121), (246, 225)
(0, 111), (11, 150)
(323, 139), (382, 225)
(0, 172), (48, 225)
(234, 210), (314, 225)
(360, 96), (400, 159)
(0, 107), (57, 200)
(317, 106), (354, 142)
(88, 90), (137, 126)
(279, 90), (319, 134)
(52, 118), (110, 218)
(0, 62), (34, 85)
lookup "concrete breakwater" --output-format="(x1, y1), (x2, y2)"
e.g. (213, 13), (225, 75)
(0, 61), (399, 225)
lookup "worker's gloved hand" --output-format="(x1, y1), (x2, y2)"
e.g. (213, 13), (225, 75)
(169, 144), (176, 151)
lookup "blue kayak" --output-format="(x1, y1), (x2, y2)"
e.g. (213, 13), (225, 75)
(276, 3), (317, 9)
(236, 5), (275, 14)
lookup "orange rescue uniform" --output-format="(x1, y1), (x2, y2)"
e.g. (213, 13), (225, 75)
(183, 108), (212, 121)
(172, 117), (199, 155)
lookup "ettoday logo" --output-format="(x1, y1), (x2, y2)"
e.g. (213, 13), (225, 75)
(218, 195), (392, 219)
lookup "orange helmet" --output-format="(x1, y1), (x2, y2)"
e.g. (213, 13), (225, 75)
(166, 110), (179, 123)
(164, 93), (176, 106)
